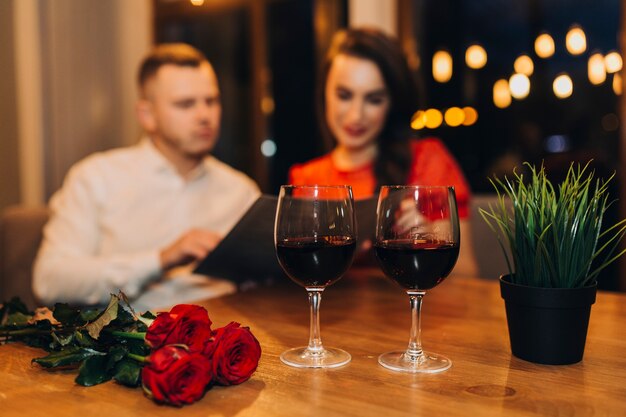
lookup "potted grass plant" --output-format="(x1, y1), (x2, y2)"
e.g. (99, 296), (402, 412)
(480, 162), (626, 365)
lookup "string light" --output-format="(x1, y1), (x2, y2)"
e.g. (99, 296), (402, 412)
(553, 73), (573, 98)
(565, 26), (587, 55)
(462, 107), (478, 126)
(509, 73), (530, 99)
(605, 51), (623, 74)
(432, 51), (453, 83)
(410, 111), (426, 130)
(613, 73), (622, 95)
(424, 108), (443, 128)
(465, 45), (487, 69)
(514, 55), (534, 76)
(588, 53), (606, 85)
(493, 79), (512, 108)
(444, 107), (465, 126)
(424, 24), (619, 114)
(411, 107), (478, 129)
(535, 33), (555, 58)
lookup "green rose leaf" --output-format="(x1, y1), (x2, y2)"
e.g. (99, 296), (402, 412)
(76, 355), (112, 387)
(34, 319), (53, 331)
(113, 359), (142, 387)
(6, 312), (32, 326)
(53, 303), (82, 326)
(0, 297), (30, 324)
(113, 306), (136, 327)
(73, 330), (96, 347)
(122, 337), (151, 356)
(106, 346), (128, 370)
(142, 311), (156, 320)
(85, 295), (119, 340)
(51, 331), (75, 347)
(33, 347), (105, 368)
(79, 308), (102, 324)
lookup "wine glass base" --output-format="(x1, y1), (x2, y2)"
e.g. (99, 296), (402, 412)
(280, 347), (351, 368)
(378, 350), (451, 373)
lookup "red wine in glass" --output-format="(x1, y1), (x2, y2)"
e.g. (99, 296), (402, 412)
(374, 185), (460, 373)
(375, 239), (459, 291)
(276, 236), (356, 288)
(274, 185), (356, 368)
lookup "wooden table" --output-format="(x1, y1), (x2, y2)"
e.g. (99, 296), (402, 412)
(2, 269), (626, 416)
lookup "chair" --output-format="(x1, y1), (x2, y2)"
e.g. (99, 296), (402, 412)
(469, 194), (512, 280)
(0, 205), (49, 308)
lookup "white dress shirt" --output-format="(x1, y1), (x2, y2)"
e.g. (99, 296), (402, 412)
(33, 138), (260, 310)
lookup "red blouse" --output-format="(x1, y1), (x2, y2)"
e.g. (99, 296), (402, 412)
(288, 137), (471, 218)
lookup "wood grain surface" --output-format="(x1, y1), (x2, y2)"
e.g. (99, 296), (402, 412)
(1, 269), (626, 416)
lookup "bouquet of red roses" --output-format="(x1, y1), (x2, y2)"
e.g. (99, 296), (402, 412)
(0, 294), (261, 407)
(142, 304), (261, 405)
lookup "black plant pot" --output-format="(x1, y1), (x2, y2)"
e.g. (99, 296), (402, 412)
(499, 275), (597, 365)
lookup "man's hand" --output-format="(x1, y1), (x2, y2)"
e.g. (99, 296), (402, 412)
(159, 229), (223, 271)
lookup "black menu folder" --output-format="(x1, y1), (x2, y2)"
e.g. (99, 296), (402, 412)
(193, 194), (378, 286)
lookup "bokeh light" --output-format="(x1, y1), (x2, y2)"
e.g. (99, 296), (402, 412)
(261, 96), (275, 115)
(566, 26), (586, 55)
(444, 107), (465, 127)
(514, 55), (534, 76)
(411, 110), (426, 130)
(605, 51), (623, 74)
(613, 73), (622, 95)
(535, 33), (555, 58)
(462, 107), (478, 126)
(509, 73), (530, 99)
(433, 51), (453, 83)
(553, 73), (573, 99)
(424, 108), (443, 129)
(588, 53), (606, 85)
(260, 139), (277, 157)
(493, 79), (512, 108)
(465, 45), (487, 69)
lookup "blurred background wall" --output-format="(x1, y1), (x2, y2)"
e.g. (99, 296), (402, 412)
(1, 0), (151, 207)
(0, 0), (21, 210)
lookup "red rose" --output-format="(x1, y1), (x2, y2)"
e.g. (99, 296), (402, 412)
(206, 322), (261, 386)
(146, 304), (212, 352)
(142, 345), (212, 406)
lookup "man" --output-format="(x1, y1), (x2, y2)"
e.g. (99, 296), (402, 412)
(33, 44), (260, 310)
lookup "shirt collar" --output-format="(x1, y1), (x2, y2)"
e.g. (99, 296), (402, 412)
(138, 137), (209, 181)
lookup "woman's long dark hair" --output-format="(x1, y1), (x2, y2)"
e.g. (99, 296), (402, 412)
(317, 28), (420, 190)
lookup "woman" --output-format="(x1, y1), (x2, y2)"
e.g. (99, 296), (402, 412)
(288, 28), (476, 274)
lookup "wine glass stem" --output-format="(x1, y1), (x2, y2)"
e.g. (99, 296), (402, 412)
(406, 292), (426, 361)
(307, 289), (324, 354)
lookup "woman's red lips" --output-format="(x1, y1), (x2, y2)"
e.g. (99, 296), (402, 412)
(343, 126), (367, 136)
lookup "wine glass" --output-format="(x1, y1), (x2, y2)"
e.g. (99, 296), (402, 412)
(374, 185), (460, 373)
(274, 185), (357, 368)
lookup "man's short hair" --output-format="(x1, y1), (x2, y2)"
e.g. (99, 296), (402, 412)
(137, 43), (208, 89)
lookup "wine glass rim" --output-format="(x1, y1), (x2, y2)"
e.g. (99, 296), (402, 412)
(280, 185), (353, 190)
(380, 185), (455, 190)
